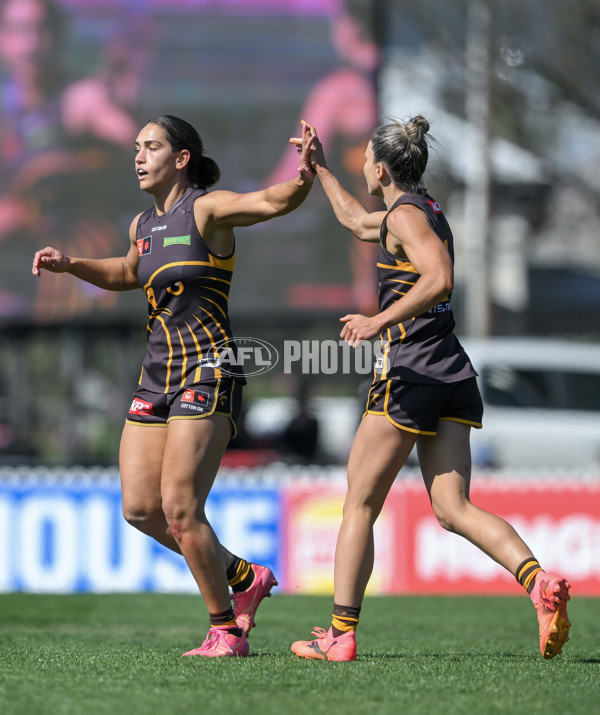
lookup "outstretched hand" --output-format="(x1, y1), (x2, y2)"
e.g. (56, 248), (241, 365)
(32, 246), (70, 277)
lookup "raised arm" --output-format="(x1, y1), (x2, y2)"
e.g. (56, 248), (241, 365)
(32, 214), (141, 291)
(292, 121), (385, 242)
(201, 124), (315, 229)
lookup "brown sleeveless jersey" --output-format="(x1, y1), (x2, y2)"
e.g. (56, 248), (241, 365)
(376, 191), (476, 384)
(135, 188), (245, 393)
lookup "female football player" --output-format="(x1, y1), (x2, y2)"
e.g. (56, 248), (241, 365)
(290, 118), (571, 662)
(33, 115), (315, 657)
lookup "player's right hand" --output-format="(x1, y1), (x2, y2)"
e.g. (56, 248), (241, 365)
(32, 247), (70, 277)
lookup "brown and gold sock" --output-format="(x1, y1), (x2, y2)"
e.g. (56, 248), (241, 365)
(226, 556), (255, 593)
(331, 603), (361, 637)
(516, 557), (543, 594)
(210, 607), (242, 636)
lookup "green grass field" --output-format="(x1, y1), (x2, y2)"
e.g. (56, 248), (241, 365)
(0, 593), (598, 715)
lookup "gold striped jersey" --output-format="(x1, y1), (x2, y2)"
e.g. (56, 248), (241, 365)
(135, 188), (246, 393)
(376, 192), (476, 384)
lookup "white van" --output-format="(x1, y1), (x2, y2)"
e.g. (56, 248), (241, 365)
(244, 338), (600, 471)
(462, 338), (600, 470)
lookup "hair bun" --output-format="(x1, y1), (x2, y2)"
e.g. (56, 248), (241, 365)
(406, 116), (430, 143)
(199, 156), (220, 188)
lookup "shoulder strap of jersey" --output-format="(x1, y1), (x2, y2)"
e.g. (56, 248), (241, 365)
(181, 187), (208, 212)
(379, 192), (440, 247)
(380, 193), (419, 247)
(136, 206), (155, 237)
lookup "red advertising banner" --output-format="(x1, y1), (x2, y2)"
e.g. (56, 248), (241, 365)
(281, 483), (400, 596)
(282, 480), (600, 596)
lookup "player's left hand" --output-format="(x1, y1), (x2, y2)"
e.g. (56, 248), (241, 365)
(340, 313), (381, 346)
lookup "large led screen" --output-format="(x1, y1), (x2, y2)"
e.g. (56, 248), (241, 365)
(0, 0), (380, 324)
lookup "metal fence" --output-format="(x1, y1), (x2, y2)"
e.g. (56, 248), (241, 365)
(0, 315), (374, 466)
(2, 307), (599, 467)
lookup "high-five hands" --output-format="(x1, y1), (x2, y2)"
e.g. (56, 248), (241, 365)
(291, 120), (327, 171)
(296, 121), (317, 178)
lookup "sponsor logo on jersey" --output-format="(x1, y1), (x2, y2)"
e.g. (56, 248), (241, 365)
(429, 301), (452, 314)
(151, 225), (167, 232)
(198, 357), (221, 369)
(427, 200), (443, 214)
(180, 389), (210, 412)
(163, 235), (191, 247)
(129, 398), (154, 415)
(137, 236), (152, 256)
